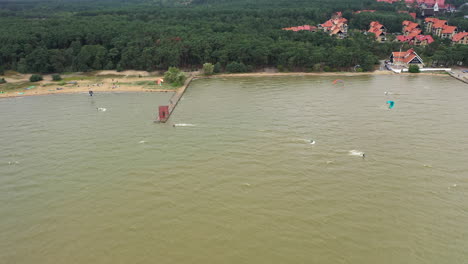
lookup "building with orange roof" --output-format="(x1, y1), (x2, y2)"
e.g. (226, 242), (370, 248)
(402, 20), (421, 36)
(318, 13), (348, 39)
(423, 17), (439, 33)
(431, 19), (447, 36)
(423, 18), (457, 38)
(368, 21), (387, 42)
(390, 48), (424, 67)
(282, 25), (317, 32)
(412, 35), (434, 45)
(452, 32), (468, 45)
(441, 25), (457, 39)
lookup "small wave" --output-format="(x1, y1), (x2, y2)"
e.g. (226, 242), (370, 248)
(173, 123), (195, 127)
(138, 140), (146, 144)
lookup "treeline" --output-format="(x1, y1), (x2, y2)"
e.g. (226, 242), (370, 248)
(0, 0), (466, 75)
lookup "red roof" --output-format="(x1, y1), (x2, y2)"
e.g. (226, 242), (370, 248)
(433, 20), (447, 29)
(424, 17), (438, 23)
(321, 20), (334, 28)
(283, 25), (317, 32)
(403, 21), (420, 32)
(442, 25), (456, 34)
(397, 35), (411, 42)
(407, 29), (422, 38)
(413, 35), (434, 44)
(392, 49), (421, 64)
(452, 32), (468, 42)
(409, 13), (416, 19)
(368, 21), (385, 37)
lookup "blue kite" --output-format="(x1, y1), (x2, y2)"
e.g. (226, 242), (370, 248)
(386, 100), (395, 109)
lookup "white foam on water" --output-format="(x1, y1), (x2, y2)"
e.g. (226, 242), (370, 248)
(97, 107), (107, 112)
(138, 140), (146, 144)
(174, 123), (195, 127)
(349, 150), (364, 157)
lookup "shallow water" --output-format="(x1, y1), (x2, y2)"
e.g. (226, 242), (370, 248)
(1, 75), (468, 264)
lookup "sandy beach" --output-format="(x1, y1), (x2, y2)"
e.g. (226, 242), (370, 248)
(0, 70), (175, 98)
(0, 69), (451, 99)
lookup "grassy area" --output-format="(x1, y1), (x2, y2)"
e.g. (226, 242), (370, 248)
(134, 80), (157, 85)
(0, 82), (36, 91)
(61, 76), (98, 82)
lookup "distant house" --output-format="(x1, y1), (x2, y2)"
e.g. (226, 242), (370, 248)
(282, 25), (317, 32)
(412, 35), (434, 45)
(441, 25), (457, 39)
(424, 18), (457, 38)
(390, 48), (424, 67)
(402, 20), (421, 36)
(452, 32), (468, 45)
(368, 21), (387, 42)
(318, 12), (348, 39)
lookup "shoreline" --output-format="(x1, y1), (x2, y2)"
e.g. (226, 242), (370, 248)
(0, 70), (452, 99)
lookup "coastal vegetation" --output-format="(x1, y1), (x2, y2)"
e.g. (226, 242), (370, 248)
(202, 63), (214, 75)
(29, 75), (43, 82)
(164, 67), (186, 86)
(52, 74), (62, 81)
(0, 0), (466, 74)
(409, 65), (420, 73)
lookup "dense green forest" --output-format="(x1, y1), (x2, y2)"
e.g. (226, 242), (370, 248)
(0, 0), (467, 74)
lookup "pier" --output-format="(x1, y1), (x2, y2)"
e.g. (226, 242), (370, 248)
(155, 74), (195, 123)
(448, 69), (468, 85)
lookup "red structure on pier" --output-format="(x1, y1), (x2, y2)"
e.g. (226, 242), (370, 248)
(158, 106), (169, 122)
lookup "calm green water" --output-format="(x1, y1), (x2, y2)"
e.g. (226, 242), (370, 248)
(1, 75), (468, 263)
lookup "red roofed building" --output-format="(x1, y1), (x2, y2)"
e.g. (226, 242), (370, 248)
(390, 48), (424, 67)
(397, 33), (433, 46)
(368, 21), (387, 42)
(431, 19), (448, 36)
(318, 13), (348, 39)
(452, 32), (468, 45)
(424, 18), (457, 38)
(283, 25), (317, 32)
(412, 35), (434, 45)
(424, 17), (439, 32)
(402, 21), (421, 36)
(441, 25), (457, 39)
(397, 35), (412, 42)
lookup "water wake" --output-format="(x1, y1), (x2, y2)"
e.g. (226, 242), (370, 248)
(173, 123), (195, 127)
(349, 150), (364, 157)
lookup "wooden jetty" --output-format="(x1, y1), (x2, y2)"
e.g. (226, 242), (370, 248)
(155, 75), (195, 123)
